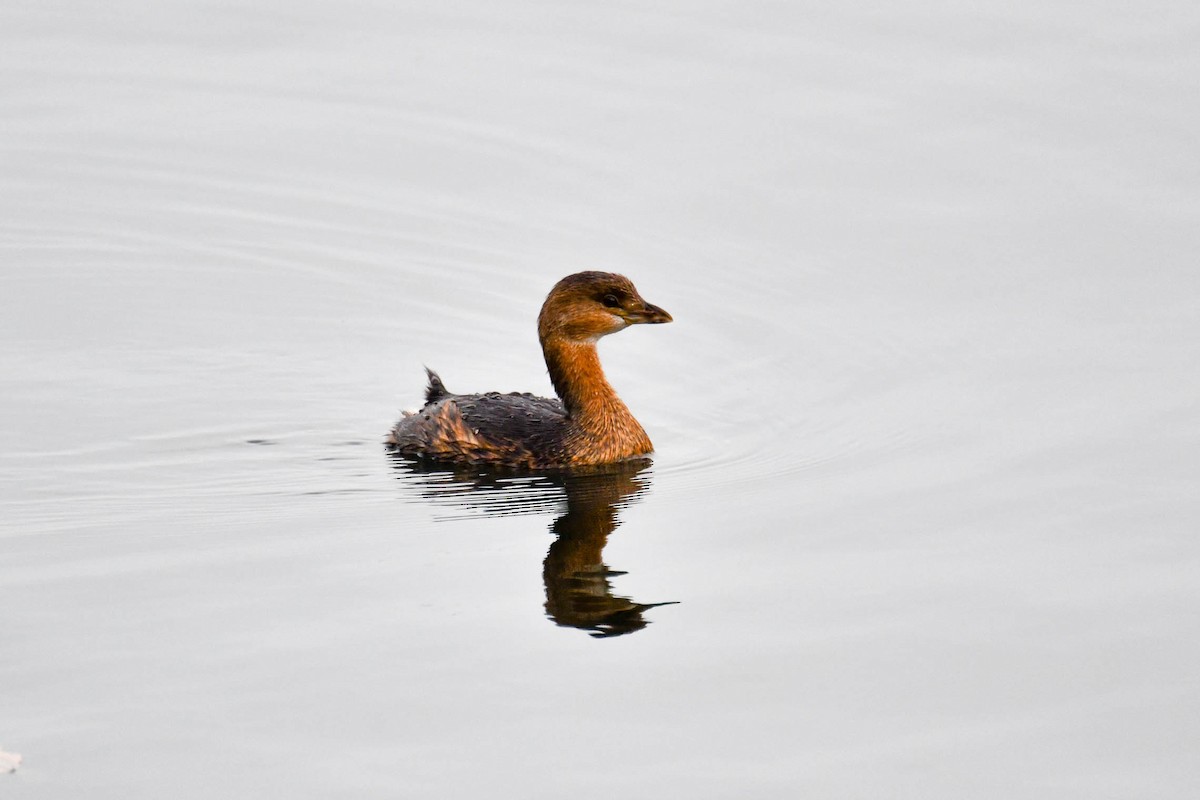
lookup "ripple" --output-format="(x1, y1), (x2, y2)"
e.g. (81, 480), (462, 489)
(385, 456), (654, 522)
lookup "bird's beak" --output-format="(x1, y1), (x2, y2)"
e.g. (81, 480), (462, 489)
(626, 302), (673, 325)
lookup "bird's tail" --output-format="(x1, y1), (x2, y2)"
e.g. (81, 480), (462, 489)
(423, 366), (449, 404)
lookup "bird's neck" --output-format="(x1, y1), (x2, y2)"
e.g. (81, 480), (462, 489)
(541, 336), (654, 463)
(540, 334), (630, 416)
(542, 337), (614, 415)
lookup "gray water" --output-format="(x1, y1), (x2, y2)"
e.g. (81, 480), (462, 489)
(3, 2), (1199, 797)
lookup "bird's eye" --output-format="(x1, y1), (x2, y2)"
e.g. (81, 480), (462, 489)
(602, 294), (620, 308)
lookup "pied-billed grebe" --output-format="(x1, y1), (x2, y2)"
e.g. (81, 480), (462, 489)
(387, 271), (672, 468)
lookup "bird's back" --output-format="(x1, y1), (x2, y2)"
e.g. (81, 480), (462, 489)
(388, 370), (570, 468)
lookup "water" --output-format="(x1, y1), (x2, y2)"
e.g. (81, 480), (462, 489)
(3, 1), (1199, 797)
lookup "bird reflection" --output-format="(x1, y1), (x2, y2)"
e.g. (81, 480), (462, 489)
(388, 457), (676, 637)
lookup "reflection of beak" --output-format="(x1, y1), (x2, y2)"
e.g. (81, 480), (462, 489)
(626, 302), (673, 325)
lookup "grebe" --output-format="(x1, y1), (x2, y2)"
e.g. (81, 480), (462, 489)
(387, 272), (672, 468)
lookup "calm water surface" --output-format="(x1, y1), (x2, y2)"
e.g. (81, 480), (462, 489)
(3, 2), (1199, 797)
